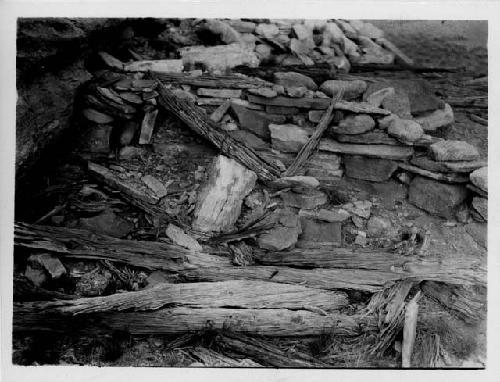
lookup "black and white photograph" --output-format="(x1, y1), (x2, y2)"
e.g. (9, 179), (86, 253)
(0, 1), (498, 381)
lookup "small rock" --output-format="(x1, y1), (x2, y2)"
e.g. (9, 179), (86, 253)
(285, 86), (308, 98)
(344, 155), (398, 182)
(334, 114), (376, 135)
(281, 189), (328, 209)
(145, 270), (177, 289)
(142, 175), (169, 199)
(231, 103), (286, 139)
(335, 130), (399, 146)
(202, 19), (242, 44)
(349, 20), (384, 39)
(367, 216), (392, 237)
(343, 200), (372, 219)
(248, 87), (277, 98)
(51, 215), (65, 225)
(408, 176), (469, 219)
(82, 108), (114, 124)
(255, 43), (272, 61)
(197, 88), (243, 98)
(354, 231), (367, 246)
(472, 197), (487, 221)
(78, 210), (134, 238)
(75, 268), (113, 297)
(27, 253), (66, 280)
(24, 265), (48, 287)
(255, 23), (280, 39)
(308, 110), (325, 123)
(297, 218), (342, 248)
(292, 23), (313, 40)
(119, 146), (144, 159)
(396, 172), (412, 185)
(378, 114), (399, 130)
(172, 88), (197, 103)
(303, 152), (343, 179)
(414, 103), (454, 132)
(271, 176), (320, 190)
(387, 118), (424, 143)
(429, 140), (480, 162)
(366, 87), (395, 107)
(166, 223), (203, 251)
(470, 167), (488, 193)
(269, 123), (309, 152)
(319, 80), (367, 100)
(245, 189), (266, 209)
(351, 215), (365, 228)
(257, 213), (301, 251)
(318, 208), (350, 222)
(229, 130), (270, 151)
(273, 72), (318, 91)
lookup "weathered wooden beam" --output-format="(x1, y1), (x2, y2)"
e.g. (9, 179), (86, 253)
(283, 90), (341, 176)
(154, 79), (281, 181)
(35, 280), (349, 315)
(13, 304), (368, 337)
(151, 72), (274, 89)
(14, 222), (190, 272)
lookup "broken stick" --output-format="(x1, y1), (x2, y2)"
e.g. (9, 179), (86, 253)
(402, 291), (421, 368)
(283, 88), (344, 176)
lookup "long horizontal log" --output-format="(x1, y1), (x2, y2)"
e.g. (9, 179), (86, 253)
(256, 248), (486, 287)
(151, 72), (274, 89)
(14, 222), (191, 272)
(154, 79), (281, 181)
(13, 304), (369, 337)
(34, 280), (349, 315)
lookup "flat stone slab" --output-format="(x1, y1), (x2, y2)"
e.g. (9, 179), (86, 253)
(410, 156), (486, 174)
(247, 95), (390, 114)
(408, 175), (468, 219)
(399, 163), (469, 184)
(335, 130), (399, 145)
(296, 218), (342, 248)
(281, 189), (328, 210)
(344, 155), (398, 182)
(414, 103), (454, 132)
(231, 103), (286, 139)
(197, 88), (243, 98)
(429, 140), (480, 162)
(274, 71), (318, 90)
(319, 139), (414, 160)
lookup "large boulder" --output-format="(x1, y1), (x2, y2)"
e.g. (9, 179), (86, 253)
(408, 176), (469, 219)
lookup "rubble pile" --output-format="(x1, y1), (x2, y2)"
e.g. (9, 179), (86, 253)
(13, 18), (487, 369)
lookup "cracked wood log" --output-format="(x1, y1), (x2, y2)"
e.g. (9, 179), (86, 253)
(256, 248), (486, 287)
(14, 222), (191, 272)
(151, 72), (274, 89)
(32, 280), (349, 315)
(283, 89), (342, 176)
(154, 79), (281, 181)
(216, 331), (328, 368)
(13, 304), (368, 337)
(15, 223), (485, 292)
